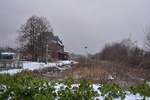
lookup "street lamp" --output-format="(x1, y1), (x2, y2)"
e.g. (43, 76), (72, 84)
(46, 44), (48, 64)
(84, 46), (88, 64)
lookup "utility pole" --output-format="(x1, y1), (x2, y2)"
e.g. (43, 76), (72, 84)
(84, 46), (88, 64)
(46, 44), (48, 64)
(45, 32), (49, 64)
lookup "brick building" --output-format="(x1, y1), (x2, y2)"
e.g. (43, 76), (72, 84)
(47, 34), (69, 60)
(21, 33), (69, 61)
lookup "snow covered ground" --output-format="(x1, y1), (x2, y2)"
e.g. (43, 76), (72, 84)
(0, 60), (150, 100)
(54, 83), (150, 100)
(1, 83), (150, 100)
(0, 60), (77, 75)
(92, 84), (150, 100)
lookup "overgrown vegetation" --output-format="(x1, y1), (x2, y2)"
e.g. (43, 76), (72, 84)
(129, 81), (150, 98)
(0, 73), (150, 100)
(57, 79), (97, 100)
(100, 83), (126, 100)
(0, 72), (57, 100)
(92, 38), (144, 67)
(0, 73), (96, 100)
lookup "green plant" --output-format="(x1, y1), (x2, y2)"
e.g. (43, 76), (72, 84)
(57, 80), (97, 100)
(100, 83), (126, 100)
(1, 73), (150, 100)
(76, 80), (96, 100)
(0, 73), (56, 100)
(64, 77), (74, 88)
(129, 80), (150, 99)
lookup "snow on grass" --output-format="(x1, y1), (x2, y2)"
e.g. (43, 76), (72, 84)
(0, 82), (150, 100)
(53, 83), (150, 100)
(93, 84), (150, 100)
(124, 92), (144, 100)
(93, 84), (101, 94)
(54, 83), (67, 93)
(0, 60), (76, 75)
(23, 61), (45, 70)
(0, 69), (22, 75)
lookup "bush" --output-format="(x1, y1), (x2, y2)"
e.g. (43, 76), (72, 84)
(100, 83), (126, 100)
(57, 80), (97, 100)
(0, 73), (56, 100)
(99, 39), (144, 67)
(129, 81), (150, 98)
(0, 73), (97, 100)
(0, 73), (150, 100)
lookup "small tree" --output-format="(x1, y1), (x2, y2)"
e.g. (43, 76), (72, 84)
(18, 15), (53, 61)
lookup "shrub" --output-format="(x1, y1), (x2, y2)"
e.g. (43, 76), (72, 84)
(0, 73), (150, 100)
(57, 80), (97, 100)
(0, 73), (56, 100)
(100, 83), (126, 100)
(129, 81), (150, 98)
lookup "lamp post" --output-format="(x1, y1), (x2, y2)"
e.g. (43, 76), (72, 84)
(46, 44), (48, 64)
(84, 46), (88, 64)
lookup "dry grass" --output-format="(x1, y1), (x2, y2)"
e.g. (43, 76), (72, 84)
(29, 60), (150, 87)
(62, 63), (110, 83)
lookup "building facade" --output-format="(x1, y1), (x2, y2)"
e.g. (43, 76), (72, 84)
(47, 34), (69, 61)
(20, 33), (69, 61)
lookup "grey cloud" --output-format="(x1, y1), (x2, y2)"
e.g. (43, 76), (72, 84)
(0, 0), (150, 54)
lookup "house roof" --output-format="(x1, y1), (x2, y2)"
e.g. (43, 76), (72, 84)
(48, 32), (63, 46)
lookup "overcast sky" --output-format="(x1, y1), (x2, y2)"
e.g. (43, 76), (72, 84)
(0, 0), (150, 54)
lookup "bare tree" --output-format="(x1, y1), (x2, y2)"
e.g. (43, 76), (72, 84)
(99, 38), (143, 66)
(18, 15), (53, 61)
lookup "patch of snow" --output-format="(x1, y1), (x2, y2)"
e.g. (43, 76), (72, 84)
(125, 93), (144, 100)
(23, 62), (43, 70)
(54, 83), (67, 92)
(0, 60), (77, 75)
(1, 52), (16, 55)
(147, 81), (150, 86)
(0, 69), (22, 75)
(0, 84), (7, 93)
(92, 84), (101, 94)
(71, 84), (79, 88)
(94, 88), (150, 100)
(124, 92), (150, 100)
(58, 41), (63, 46)
(108, 75), (114, 80)
(56, 60), (78, 65)
(94, 96), (104, 100)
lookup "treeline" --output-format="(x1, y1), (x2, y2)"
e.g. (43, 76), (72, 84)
(92, 38), (150, 68)
(0, 47), (17, 53)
